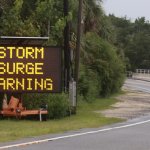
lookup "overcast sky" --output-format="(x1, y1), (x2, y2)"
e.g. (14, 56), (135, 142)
(103, 0), (150, 21)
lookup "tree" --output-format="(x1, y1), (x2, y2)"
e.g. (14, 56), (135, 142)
(79, 32), (125, 98)
(83, 0), (111, 40)
(0, 0), (126, 100)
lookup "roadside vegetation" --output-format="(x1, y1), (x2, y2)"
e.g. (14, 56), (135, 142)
(0, 0), (126, 119)
(0, 96), (123, 142)
(0, 0), (149, 140)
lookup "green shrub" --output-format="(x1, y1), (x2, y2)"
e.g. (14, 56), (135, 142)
(46, 93), (69, 119)
(79, 32), (125, 99)
(78, 66), (101, 102)
(22, 93), (69, 119)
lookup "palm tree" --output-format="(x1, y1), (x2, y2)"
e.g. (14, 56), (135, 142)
(83, 0), (103, 33)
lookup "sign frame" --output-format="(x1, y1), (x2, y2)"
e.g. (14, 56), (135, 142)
(0, 45), (62, 93)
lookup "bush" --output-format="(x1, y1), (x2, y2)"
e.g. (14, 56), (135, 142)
(46, 93), (69, 119)
(78, 66), (101, 102)
(79, 32), (125, 99)
(22, 93), (69, 119)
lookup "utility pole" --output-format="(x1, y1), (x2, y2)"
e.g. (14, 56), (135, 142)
(63, 0), (83, 114)
(64, 0), (70, 92)
(75, 0), (83, 82)
(64, 0), (76, 114)
(68, 0), (83, 114)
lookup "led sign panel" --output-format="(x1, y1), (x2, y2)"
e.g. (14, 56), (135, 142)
(0, 46), (61, 93)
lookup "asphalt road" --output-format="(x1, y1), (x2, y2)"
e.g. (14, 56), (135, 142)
(123, 78), (150, 93)
(1, 79), (150, 150)
(9, 118), (150, 150)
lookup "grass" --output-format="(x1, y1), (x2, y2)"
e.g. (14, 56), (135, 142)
(0, 96), (124, 143)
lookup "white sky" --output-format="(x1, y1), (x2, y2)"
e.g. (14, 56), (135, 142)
(103, 0), (150, 21)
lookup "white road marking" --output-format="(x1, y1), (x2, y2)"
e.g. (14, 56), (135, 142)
(1, 119), (150, 149)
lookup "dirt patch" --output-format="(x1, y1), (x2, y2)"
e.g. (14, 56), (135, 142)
(101, 91), (150, 119)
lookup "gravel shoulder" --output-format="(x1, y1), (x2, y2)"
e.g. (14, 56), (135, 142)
(101, 89), (150, 120)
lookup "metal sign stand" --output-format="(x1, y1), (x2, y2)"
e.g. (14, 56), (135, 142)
(69, 80), (76, 114)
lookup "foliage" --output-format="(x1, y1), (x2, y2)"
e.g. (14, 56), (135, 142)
(0, 96), (122, 142)
(22, 93), (69, 119)
(0, 0), (126, 119)
(78, 65), (101, 101)
(46, 93), (69, 119)
(79, 32), (125, 98)
(83, 0), (111, 40)
(109, 15), (150, 70)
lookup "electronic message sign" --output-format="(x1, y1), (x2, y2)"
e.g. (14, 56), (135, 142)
(0, 46), (62, 93)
